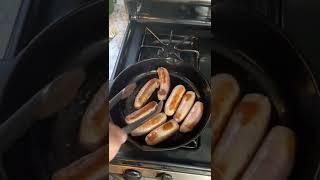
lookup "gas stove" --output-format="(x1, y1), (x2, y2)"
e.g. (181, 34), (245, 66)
(109, 0), (212, 179)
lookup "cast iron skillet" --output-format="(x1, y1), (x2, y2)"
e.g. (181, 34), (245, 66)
(110, 58), (211, 151)
(215, 2), (320, 180)
(0, 0), (107, 179)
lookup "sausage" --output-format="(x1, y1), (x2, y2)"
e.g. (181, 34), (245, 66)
(212, 93), (271, 180)
(164, 85), (186, 116)
(173, 91), (196, 123)
(180, 101), (204, 133)
(240, 126), (296, 180)
(211, 73), (240, 147)
(125, 101), (158, 124)
(52, 145), (107, 180)
(134, 78), (160, 109)
(131, 112), (167, 136)
(145, 119), (179, 145)
(157, 67), (170, 101)
(79, 82), (108, 151)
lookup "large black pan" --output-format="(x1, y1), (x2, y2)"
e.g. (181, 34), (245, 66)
(215, 2), (320, 179)
(109, 58), (211, 151)
(0, 1), (107, 179)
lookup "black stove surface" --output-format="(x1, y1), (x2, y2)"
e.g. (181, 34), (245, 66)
(111, 22), (212, 170)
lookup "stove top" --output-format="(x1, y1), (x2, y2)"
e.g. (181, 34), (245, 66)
(110, 22), (212, 177)
(138, 27), (200, 68)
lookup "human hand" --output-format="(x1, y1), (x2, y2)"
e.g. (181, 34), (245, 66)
(109, 122), (127, 162)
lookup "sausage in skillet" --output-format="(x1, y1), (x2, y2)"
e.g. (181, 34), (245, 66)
(164, 85), (186, 116)
(173, 91), (196, 123)
(145, 119), (179, 145)
(52, 145), (107, 180)
(131, 112), (167, 136)
(212, 73), (240, 147)
(180, 101), (204, 133)
(212, 93), (271, 180)
(125, 101), (158, 124)
(134, 78), (160, 109)
(79, 82), (108, 151)
(157, 67), (170, 101)
(240, 126), (296, 180)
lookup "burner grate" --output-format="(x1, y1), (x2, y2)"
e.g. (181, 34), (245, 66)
(138, 27), (200, 69)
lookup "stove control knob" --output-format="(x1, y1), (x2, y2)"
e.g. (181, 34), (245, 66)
(158, 173), (172, 180)
(123, 169), (141, 180)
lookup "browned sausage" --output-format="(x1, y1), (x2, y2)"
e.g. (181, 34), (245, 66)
(131, 112), (167, 136)
(79, 82), (108, 151)
(145, 119), (179, 145)
(173, 91), (196, 123)
(240, 126), (296, 180)
(125, 101), (158, 124)
(134, 78), (160, 109)
(52, 145), (107, 180)
(212, 93), (271, 180)
(180, 101), (204, 133)
(164, 85), (186, 116)
(157, 67), (170, 101)
(212, 73), (240, 147)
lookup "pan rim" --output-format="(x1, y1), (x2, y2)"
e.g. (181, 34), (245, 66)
(110, 58), (211, 151)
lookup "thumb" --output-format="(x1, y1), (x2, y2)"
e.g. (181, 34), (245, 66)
(109, 122), (127, 162)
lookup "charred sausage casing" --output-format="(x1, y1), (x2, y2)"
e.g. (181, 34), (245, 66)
(164, 85), (186, 116)
(131, 112), (167, 136)
(157, 67), (170, 101)
(145, 119), (179, 145)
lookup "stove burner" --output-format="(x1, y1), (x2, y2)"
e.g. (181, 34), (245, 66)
(138, 27), (200, 69)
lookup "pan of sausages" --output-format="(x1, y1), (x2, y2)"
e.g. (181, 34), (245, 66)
(109, 58), (211, 151)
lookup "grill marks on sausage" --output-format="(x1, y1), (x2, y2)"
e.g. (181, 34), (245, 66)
(157, 67), (170, 100)
(168, 86), (185, 111)
(158, 89), (166, 96)
(235, 101), (259, 126)
(147, 132), (158, 142)
(213, 80), (234, 119)
(162, 122), (174, 130)
(140, 113), (164, 128)
(158, 68), (168, 84)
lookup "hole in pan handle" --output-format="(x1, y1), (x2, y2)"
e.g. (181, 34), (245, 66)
(181, 139), (199, 149)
